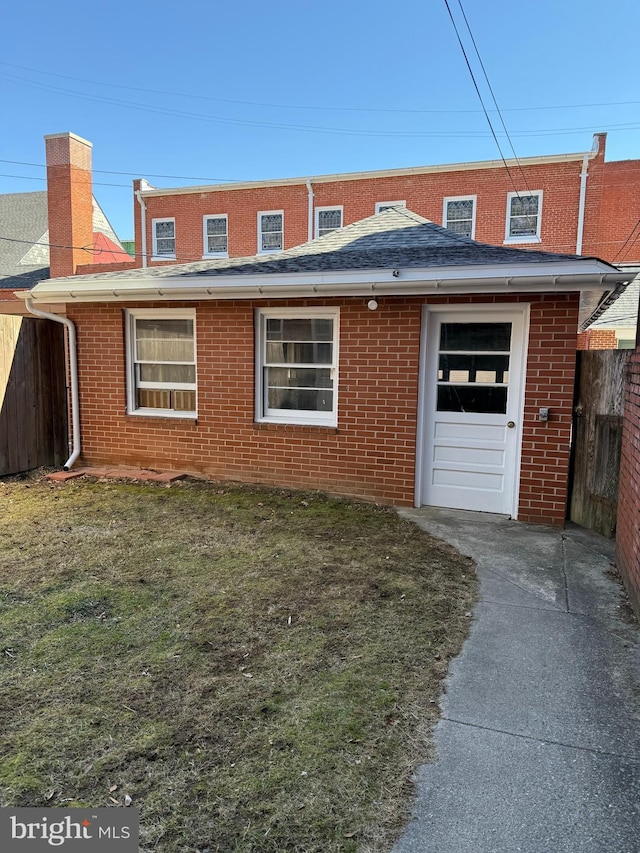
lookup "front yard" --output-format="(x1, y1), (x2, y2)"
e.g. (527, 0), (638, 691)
(0, 475), (476, 852)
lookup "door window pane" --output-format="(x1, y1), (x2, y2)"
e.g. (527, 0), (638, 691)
(440, 323), (511, 352)
(438, 354), (510, 384)
(437, 385), (508, 414)
(437, 321), (512, 414)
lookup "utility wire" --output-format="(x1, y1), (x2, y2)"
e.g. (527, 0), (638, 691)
(2, 70), (640, 142)
(613, 216), (640, 263)
(0, 158), (241, 184)
(2, 59), (640, 116)
(0, 172), (131, 189)
(453, 0), (531, 194)
(2, 226), (638, 266)
(0, 234), (216, 265)
(442, 0), (522, 198)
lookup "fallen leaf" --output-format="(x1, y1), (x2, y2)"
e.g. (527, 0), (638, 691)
(109, 785), (118, 793)
(344, 831), (357, 838)
(45, 790), (56, 801)
(124, 794), (132, 807)
(109, 796), (119, 805)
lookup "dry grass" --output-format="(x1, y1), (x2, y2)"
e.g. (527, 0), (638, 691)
(0, 474), (477, 852)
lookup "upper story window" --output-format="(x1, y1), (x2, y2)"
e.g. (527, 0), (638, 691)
(126, 308), (197, 418)
(203, 215), (228, 257)
(375, 201), (406, 213)
(315, 206), (343, 237)
(258, 211), (284, 253)
(152, 218), (176, 259)
(505, 191), (543, 243)
(255, 308), (339, 427)
(443, 196), (476, 238)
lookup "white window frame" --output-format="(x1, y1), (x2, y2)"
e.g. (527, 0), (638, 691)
(255, 307), (339, 427)
(375, 200), (406, 213)
(504, 191), (543, 244)
(125, 308), (197, 419)
(442, 195), (477, 239)
(315, 205), (343, 238)
(202, 214), (229, 258)
(152, 218), (176, 260)
(257, 210), (284, 254)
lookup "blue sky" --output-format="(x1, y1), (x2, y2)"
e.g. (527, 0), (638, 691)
(2, 0), (639, 240)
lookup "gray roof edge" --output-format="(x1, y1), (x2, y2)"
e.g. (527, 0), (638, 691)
(580, 266), (640, 331)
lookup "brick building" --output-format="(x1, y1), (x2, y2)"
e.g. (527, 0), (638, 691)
(19, 131), (631, 526)
(119, 131), (638, 271)
(79, 130), (636, 353)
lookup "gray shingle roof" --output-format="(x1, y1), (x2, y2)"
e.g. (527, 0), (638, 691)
(0, 191), (49, 289)
(0, 191), (124, 289)
(43, 207), (599, 285)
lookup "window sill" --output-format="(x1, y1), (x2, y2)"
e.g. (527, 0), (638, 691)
(254, 421), (338, 434)
(201, 253), (229, 260)
(151, 255), (177, 262)
(127, 409), (197, 420)
(503, 236), (541, 245)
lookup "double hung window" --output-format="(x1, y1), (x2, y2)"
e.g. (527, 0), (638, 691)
(258, 211), (284, 253)
(443, 196), (476, 238)
(256, 309), (339, 426)
(505, 191), (543, 243)
(126, 309), (197, 417)
(203, 215), (228, 257)
(315, 207), (343, 237)
(152, 218), (176, 259)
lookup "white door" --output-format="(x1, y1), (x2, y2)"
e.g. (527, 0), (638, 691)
(421, 307), (527, 516)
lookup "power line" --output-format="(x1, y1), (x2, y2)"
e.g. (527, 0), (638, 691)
(0, 158), (241, 184)
(613, 216), (640, 263)
(2, 69), (640, 142)
(1, 71), (518, 139)
(442, 0), (522, 198)
(0, 234), (210, 265)
(0, 172), (131, 189)
(1, 59), (640, 117)
(2, 228), (639, 269)
(453, 0), (531, 194)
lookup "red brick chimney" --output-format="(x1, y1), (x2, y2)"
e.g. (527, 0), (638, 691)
(45, 132), (93, 279)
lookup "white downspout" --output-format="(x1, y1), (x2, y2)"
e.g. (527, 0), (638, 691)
(306, 179), (314, 241)
(25, 299), (80, 470)
(576, 153), (589, 255)
(136, 189), (148, 268)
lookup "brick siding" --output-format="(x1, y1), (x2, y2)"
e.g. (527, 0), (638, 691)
(67, 291), (578, 526)
(616, 352), (640, 616)
(577, 329), (617, 350)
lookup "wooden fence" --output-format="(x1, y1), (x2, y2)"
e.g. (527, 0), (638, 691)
(569, 349), (631, 537)
(0, 315), (68, 476)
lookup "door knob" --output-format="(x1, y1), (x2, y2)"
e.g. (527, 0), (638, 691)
(507, 421), (515, 428)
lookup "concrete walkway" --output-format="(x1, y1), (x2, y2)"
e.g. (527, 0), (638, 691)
(392, 508), (640, 853)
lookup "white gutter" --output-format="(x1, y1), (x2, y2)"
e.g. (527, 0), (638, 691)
(24, 298), (80, 470)
(20, 271), (626, 306)
(576, 153), (589, 254)
(306, 179), (314, 241)
(136, 190), (148, 268)
(137, 150), (597, 198)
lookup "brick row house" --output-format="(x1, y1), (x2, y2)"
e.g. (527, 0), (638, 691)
(81, 128), (638, 351)
(17, 131), (631, 530)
